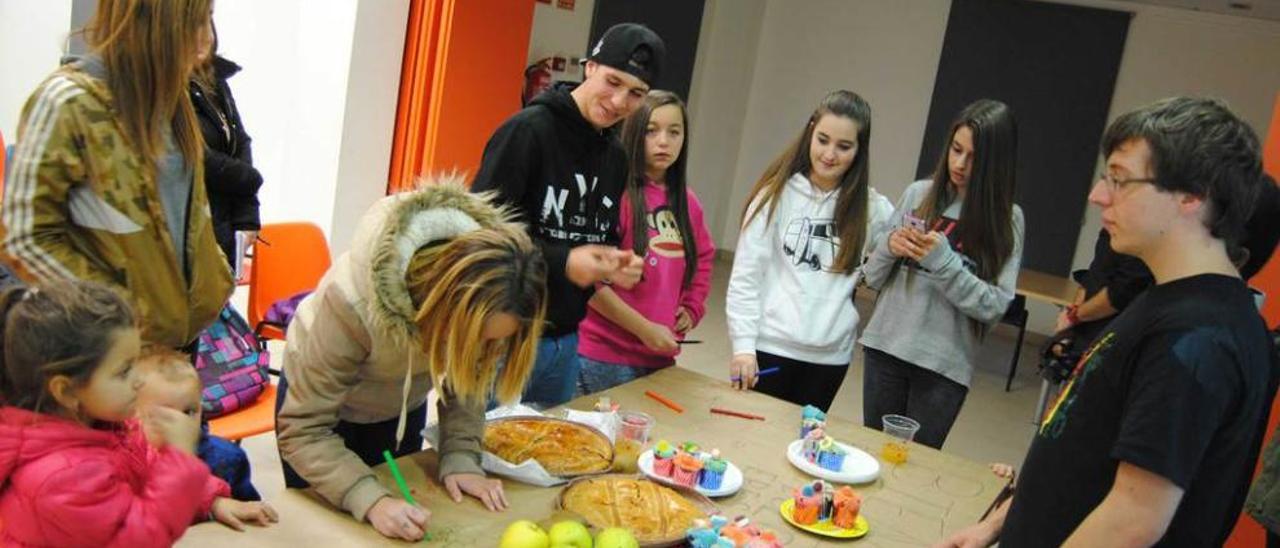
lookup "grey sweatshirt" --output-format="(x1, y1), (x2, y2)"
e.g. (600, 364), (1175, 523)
(859, 179), (1025, 387)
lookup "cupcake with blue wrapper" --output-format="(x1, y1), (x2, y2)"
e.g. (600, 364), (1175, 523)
(700, 449), (729, 490)
(817, 438), (847, 472)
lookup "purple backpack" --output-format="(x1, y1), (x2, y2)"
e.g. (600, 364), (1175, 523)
(195, 305), (270, 418)
(260, 290), (311, 334)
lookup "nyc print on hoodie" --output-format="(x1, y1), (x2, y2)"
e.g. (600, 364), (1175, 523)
(473, 83), (627, 336)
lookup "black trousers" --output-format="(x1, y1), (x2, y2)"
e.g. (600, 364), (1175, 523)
(751, 351), (849, 413)
(275, 370), (428, 489)
(861, 347), (969, 449)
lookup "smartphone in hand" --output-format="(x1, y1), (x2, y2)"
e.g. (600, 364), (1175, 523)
(903, 212), (927, 232)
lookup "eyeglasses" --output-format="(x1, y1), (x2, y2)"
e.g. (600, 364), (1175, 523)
(1097, 172), (1156, 192)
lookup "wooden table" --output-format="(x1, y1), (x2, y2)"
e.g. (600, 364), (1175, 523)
(179, 368), (1005, 547)
(1016, 268), (1078, 308)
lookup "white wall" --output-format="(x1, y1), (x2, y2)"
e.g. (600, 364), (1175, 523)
(214, 0), (408, 255)
(684, 0), (767, 242)
(328, 0), (411, 253)
(526, 0), (594, 82)
(710, 0), (951, 248)
(0, 0), (73, 142)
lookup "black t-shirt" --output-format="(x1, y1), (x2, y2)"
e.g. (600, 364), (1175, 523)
(1002, 274), (1275, 547)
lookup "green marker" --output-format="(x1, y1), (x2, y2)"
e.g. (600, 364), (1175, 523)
(382, 450), (432, 541)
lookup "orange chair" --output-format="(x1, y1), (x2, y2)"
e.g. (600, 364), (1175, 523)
(247, 222), (331, 343)
(207, 384), (278, 442)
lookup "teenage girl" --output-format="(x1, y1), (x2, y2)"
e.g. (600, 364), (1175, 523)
(726, 90), (893, 412)
(860, 99), (1023, 449)
(577, 90), (715, 394)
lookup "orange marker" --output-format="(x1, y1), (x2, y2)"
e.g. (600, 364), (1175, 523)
(645, 390), (684, 414)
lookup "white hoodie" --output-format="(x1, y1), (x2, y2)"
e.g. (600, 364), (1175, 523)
(726, 173), (894, 364)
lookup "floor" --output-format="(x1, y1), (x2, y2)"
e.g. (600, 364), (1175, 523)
(233, 255), (1048, 510)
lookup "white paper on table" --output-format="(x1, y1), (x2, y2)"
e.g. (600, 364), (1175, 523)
(421, 403), (618, 487)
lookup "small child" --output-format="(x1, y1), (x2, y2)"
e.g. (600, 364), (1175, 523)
(137, 347), (262, 502)
(0, 281), (276, 546)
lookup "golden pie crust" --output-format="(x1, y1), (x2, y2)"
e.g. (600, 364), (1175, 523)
(560, 477), (706, 543)
(483, 418), (613, 475)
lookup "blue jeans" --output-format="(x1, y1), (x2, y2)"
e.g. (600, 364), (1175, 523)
(521, 333), (580, 408)
(578, 355), (660, 396)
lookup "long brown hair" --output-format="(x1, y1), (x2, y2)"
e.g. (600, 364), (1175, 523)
(619, 90), (697, 287)
(82, 0), (212, 168)
(915, 99), (1018, 283)
(740, 90), (873, 274)
(0, 281), (136, 414)
(405, 225), (547, 405)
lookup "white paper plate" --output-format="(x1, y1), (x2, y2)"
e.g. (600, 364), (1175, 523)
(785, 439), (880, 484)
(637, 450), (743, 497)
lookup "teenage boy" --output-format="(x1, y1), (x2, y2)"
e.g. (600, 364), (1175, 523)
(938, 97), (1273, 547)
(472, 23), (666, 407)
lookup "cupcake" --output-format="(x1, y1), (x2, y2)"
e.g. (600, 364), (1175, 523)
(802, 428), (825, 463)
(680, 441), (701, 454)
(672, 453), (704, 487)
(832, 486), (862, 529)
(791, 485), (821, 525)
(652, 440), (678, 477)
(699, 449), (729, 490)
(800, 404), (826, 439)
(817, 438), (847, 471)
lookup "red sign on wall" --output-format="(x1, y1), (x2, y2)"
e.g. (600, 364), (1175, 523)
(557, 0), (575, 10)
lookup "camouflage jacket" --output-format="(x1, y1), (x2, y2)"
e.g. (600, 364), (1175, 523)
(1, 64), (233, 348)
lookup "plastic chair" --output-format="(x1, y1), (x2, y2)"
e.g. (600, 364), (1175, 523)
(207, 384), (278, 442)
(247, 222), (331, 343)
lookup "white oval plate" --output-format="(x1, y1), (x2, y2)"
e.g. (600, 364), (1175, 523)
(636, 449), (744, 497)
(785, 439), (880, 484)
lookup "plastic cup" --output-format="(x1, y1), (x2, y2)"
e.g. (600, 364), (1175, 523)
(613, 411), (653, 473)
(880, 414), (921, 464)
(618, 411), (654, 445)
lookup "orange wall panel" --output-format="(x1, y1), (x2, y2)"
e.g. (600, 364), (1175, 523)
(425, 0), (534, 179)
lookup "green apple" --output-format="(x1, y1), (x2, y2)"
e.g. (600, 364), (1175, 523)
(594, 527), (639, 548)
(548, 520), (593, 548)
(499, 520), (550, 548)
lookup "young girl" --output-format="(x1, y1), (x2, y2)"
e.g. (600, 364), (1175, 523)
(726, 90), (894, 412)
(275, 180), (546, 542)
(576, 91), (715, 393)
(0, 281), (276, 546)
(860, 99), (1023, 449)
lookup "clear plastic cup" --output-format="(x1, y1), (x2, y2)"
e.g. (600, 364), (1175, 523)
(613, 411), (653, 473)
(880, 414), (921, 464)
(618, 411), (654, 445)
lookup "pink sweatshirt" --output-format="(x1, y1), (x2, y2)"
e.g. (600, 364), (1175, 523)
(578, 181), (715, 367)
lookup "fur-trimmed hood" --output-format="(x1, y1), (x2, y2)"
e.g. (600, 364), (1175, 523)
(346, 176), (511, 347)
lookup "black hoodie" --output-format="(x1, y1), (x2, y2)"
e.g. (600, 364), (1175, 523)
(472, 83), (627, 336)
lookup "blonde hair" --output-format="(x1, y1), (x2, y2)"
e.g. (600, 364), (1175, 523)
(82, 0), (211, 168)
(406, 224), (546, 405)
